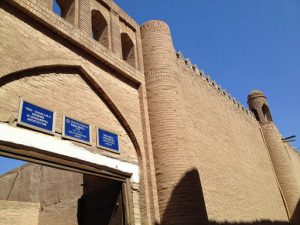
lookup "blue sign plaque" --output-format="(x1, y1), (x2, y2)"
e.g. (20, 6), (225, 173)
(18, 100), (55, 134)
(63, 116), (91, 144)
(97, 128), (119, 153)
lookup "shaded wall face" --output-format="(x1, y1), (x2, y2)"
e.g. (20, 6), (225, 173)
(173, 61), (289, 222)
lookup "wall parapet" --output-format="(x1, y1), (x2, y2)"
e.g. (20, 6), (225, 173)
(176, 51), (256, 120)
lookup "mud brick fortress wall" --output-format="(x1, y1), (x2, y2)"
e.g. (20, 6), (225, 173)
(0, 0), (299, 225)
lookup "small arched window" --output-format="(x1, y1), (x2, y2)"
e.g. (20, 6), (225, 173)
(262, 104), (272, 122)
(52, 0), (75, 25)
(251, 108), (260, 122)
(91, 10), (109, 49)
(121, 33), (136, 68)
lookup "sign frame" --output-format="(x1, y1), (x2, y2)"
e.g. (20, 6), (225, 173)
(62, 115), (92, 145)
(96, 127), (120, 154)
(17, 99), (56, 135)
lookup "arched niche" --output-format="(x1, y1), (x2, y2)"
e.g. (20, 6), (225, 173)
(91, 10), (109, 49)
(121, 33), (136, 68)
(52, 0), (75, 25)
(251, 108), (260, 122)
(262, 104), (273, 122)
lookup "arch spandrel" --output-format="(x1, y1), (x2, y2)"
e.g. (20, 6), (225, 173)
(0, 61), (142, 164)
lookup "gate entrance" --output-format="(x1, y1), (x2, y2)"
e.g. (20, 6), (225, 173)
(0, 156), (130, 225)
(78, 176), (124, 225)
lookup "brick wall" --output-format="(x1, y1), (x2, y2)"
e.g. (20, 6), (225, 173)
(78, 0), (92, 34)
(248, 91), (300, 224)
(285, 145), (300, 222)
(1, 0), (298, 224)
(177, 60), (289, 221)
(142, 19), (291, 224)
(261, 123), (300, 224)
(0, 2), (147, 224)
(286, 145), (300, 188)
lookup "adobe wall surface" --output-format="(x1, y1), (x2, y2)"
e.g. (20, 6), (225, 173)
(0, 164), (82, 225)
(175, 59), (289, 222)
(0, 163), (142, 225)
(0, 200), (40, 225)
(286, 145), (300, 186)
(286, 146), (300, 188)
(285, 144), (300, 216)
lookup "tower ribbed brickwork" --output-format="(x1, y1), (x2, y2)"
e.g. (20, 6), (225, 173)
(248, 90), (300, 224)
(141, 20), (193, 224)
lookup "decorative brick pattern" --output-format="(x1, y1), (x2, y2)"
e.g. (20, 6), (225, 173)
(142, 20), (201, 224)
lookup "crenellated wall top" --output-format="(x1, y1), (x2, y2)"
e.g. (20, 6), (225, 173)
(176, 51), (256, 120)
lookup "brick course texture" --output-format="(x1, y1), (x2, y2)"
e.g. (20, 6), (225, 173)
(0, 0), (299, 225)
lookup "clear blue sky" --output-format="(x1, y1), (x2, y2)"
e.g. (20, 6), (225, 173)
(1, 0), (299, 175)
(0, 157), (25, 174)
(115, 0), (300, 150)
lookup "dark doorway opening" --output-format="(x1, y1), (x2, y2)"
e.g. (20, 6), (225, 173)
(78, 175), (125, 225)
(0, 156), (128, 225)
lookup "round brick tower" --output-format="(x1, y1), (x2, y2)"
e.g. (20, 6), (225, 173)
(141, 21), (205, 224)
(248, 90), (300, 224)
